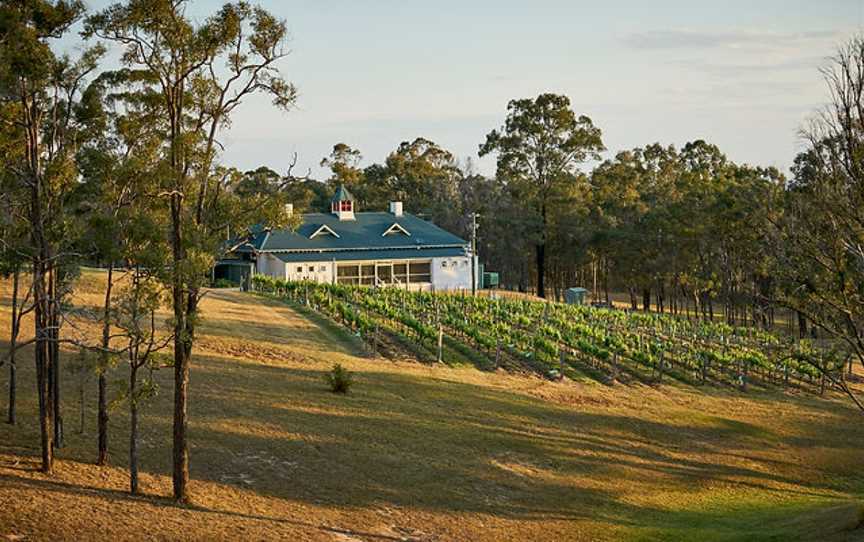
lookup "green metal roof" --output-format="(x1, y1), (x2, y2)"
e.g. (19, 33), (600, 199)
(252, 212), (467, 253)
(274, 247), (467, 263)
(330, 184), (355, 202)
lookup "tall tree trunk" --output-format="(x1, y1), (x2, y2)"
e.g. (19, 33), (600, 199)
(535, 243), (546, 299)
(7, 267), (19, 425)
(642, 288), (651, 312)
(50, 268), (62, 449)
(129, 365), (139, 495)
(33, 257), (54, 473)
(536, 201), (547, 299)
(171, 192), (190, 502)
(28, 102), (54, 471)
(603, 258), (610, 304)
(98, 264), (113, 465)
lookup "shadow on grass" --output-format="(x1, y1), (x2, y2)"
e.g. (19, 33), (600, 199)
(0, 471), (409, 541)
(3, 289), (864, 538)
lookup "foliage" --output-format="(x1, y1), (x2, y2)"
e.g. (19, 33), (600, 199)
(85, 0), (300, 501)
(324, 363), (353, 394)
(770, 36), (864, 411)
(479, 93), (605, 298)
(256, 279), (840, 393)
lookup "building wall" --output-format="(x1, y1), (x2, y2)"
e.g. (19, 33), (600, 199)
(255, 253), (474, 291)
(431, 256), (473, 291)
(257, 253), (287, 279)
(285, 260), (335, 283)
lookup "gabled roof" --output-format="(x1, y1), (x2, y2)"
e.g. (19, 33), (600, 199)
(249, 212), (467, 253)
(383, 222), (411, 237)
(309, 224), (340, 239)
(331, 185), (355, 203)
(275, 247), (467, 263)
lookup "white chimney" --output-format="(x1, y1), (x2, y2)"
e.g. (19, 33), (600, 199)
(285, 203), (294, 216)
(389, 201), (403, 217)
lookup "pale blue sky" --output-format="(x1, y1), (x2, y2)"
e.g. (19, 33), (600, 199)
(81, 0), (862, 178)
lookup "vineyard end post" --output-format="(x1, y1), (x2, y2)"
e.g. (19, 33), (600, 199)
(558, 349), (565, 381)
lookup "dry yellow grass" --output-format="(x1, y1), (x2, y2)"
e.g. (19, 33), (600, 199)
(0, 270), (862, 541)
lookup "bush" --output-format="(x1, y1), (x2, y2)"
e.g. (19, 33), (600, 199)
(213, 278), (238, 288)
(324, 363), (353, 394)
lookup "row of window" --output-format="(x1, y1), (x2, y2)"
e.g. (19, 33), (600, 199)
(335, 262), (431, 285)
(287, 261), (434, 285)
(295, 265), (327, 273)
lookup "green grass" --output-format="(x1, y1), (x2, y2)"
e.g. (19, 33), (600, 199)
(0, 271), (862, 541)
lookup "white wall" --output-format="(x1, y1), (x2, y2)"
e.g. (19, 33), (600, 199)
(257, 253), (287, 279)
(431, 256), (472, 291)
(285, 260), (334, 283)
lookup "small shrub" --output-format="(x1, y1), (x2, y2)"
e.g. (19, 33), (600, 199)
(324, 363), (353, 394)
(213, 278), (238, 289)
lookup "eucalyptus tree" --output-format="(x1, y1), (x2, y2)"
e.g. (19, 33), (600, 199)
(0, 101), (30, 425)
(0, 0), (104, 471)
(112, 212), (172, 494)
(480, 94), (604, 298)
(0, 190), (32, 426)
(73, 68), (166, 465)
(382, 138), (464, 231)
(321, 143), (368, 201)
(85, 0), (298, 501)
(771, 37), (864, 410)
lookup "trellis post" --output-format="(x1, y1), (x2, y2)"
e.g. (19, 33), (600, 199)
(558, 349), (565, 381)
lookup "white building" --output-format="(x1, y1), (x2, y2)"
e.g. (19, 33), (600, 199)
(221, 186), (476, 291)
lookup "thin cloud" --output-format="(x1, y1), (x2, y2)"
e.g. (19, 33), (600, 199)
(674, 56), (829, 76)
(623, 29), (843, 51)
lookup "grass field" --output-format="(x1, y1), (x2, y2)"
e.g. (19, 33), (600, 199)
(0, 270), (863, 541)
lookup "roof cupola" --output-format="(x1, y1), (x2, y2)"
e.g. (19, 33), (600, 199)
(330, 185), (355, 221)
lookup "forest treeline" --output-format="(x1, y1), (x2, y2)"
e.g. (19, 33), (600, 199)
(281, 136), (784, 328)
(0, 0), (863, 502)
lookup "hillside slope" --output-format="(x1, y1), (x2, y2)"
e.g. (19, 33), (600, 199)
(0, 272), (863, 541)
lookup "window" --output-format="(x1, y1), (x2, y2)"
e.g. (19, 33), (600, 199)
(296, 266), (303, 273)
(340, 201), (352, 212)
(319, 265), (327, 272)
(361, 265), (375, 285)
(336, 263), (375, 285)
(409, 261), (431, 283)
(393, 263), (408, 284)
(377, 265), (393, 284)
(337, 265), (358, 277)
(308, 265), (315, 272)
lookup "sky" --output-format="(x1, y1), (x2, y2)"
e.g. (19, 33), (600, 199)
(78, 0), (862, 179)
